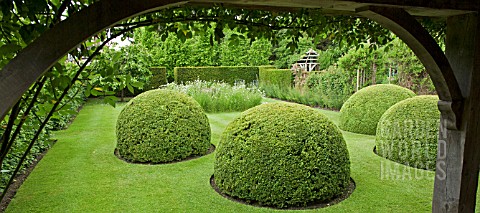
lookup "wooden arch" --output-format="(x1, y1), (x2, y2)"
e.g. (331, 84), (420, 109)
(0, 0), (478, 212)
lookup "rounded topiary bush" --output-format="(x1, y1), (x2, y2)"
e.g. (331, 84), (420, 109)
(376, 95), (440, 170)
(339, 84), (415, 135)
(116, 89), (211, 163)
(214, 102), (350, 208)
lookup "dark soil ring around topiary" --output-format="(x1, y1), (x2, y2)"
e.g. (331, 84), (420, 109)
(210, 175), (356, 210)
(114, 144), (215, 165)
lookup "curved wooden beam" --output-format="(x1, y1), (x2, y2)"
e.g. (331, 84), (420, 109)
(356, 6), (464, 130)
(0, 0), (188, 121)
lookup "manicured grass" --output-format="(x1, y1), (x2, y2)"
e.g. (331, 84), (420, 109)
(7, 98), (439, 212)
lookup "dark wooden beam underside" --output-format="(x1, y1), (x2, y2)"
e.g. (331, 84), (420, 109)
(191, 0), (478, 17)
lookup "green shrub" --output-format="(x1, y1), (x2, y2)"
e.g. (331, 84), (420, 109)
(117, 67), (168, 98)
(339, 84), (415, 135)
(0, 79), (86, 191)
(165, 80), (263, 113)
(214, 102), (350, 208)
(376, 95), (439, 170)
(116, 89), (211, 163)
(148, 67), (167, 89)
(260, 83), (325, 108)
(174, 66), (259, 85)
(259, 67), (352, 110)
(306, 66), (354, 109)
(258, 65), (276, 73)
(0, 118), (52, 192)
(259, 69), (292, 88)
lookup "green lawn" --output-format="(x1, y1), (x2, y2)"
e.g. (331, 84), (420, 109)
(6, 99), (438, 212)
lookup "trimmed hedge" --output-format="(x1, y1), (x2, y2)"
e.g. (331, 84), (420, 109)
(258, 65), (276, 73)
(174, 66), (259, 85)
(116, 89), (211, 163)
(214, 102), (350, 208)
(339, 84), (415, 135)
(259, 69), (292, 88)
(148, 67), (167, 89)
(376, 95), (440, 170)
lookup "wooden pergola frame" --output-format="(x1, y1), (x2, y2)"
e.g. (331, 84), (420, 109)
(0, 0), (478, 212)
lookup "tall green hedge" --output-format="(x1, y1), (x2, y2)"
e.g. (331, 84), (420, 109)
(258, 65), (276, 73)
(174, 66), (259, 85)
(259, 69), (292, 88)
(148, 67), (167, 89)
(215, 102), (350, 208)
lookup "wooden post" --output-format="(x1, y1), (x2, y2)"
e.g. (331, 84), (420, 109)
(356, 69), (360, 91)
(356, 6), (473, 212)
(363, 69), (366, 87)
(433, 13), (480, 213)
(388, 65), (392, 84)
(372, 55), (377, 85)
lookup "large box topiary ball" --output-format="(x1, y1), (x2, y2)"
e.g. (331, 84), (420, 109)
(116, 89), (211, 163)
(339, 84), (415, 135)
(214, 102), (350, 208)
(376, 95), (440, 170)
